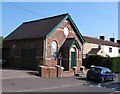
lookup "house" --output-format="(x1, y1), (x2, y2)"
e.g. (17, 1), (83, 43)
(83, 36), (120, 58)
(3, 13), (85, 73)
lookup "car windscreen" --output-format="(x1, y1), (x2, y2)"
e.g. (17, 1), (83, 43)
(101, 68), (111, 74)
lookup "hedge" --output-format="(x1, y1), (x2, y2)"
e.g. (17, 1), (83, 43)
(111, 57), (120, 73)
(83, 55), (120, 73)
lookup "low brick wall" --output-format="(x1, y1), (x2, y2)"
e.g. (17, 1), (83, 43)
(39, 66), (49, 78)
(39, 65), (79, 78)
(39, 66), (75, 78)
(39, 66), (64, 78)
(62, 71), (74, 77)
(49, 67), (57, 78)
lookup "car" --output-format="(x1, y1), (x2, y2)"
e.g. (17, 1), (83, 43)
(0, 60), (7, 67)
(86, 66), (116, 83)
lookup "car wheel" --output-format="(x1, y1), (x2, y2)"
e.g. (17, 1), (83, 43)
(104, 77), (106, 82)
(112, 77), (115, 81)
(100, 77), (104, 83)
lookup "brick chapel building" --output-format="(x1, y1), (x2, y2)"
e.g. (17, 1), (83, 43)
(3, 13), (85, 72)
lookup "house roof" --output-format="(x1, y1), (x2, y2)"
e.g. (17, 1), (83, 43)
(83, 36), (120, 47)
(61, 38), (80, 49)
(4, 13), (85, 44)
(5, 14), (68, 40)
(87, 48), (101, 55)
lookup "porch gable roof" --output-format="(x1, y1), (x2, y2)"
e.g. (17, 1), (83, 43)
(61, 38), (81, 49)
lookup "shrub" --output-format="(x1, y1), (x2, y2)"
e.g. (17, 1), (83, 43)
(83, 55), (120, 73)
(111, 57), (120, 73)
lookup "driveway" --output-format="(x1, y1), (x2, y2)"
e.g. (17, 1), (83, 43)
(1, 69), (38, 79)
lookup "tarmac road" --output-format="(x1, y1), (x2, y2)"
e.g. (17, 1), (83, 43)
(2, 76), (120, 93)
(1, 69), (120, 93)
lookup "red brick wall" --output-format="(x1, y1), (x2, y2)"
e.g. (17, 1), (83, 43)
(39, 66), (49, 78)
(46, 20), (83, 71)
(3, 19), (83, 71)
(3, 38), (44, 70)
(39, 66), (68, 78)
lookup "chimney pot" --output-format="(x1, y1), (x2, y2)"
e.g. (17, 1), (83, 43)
(117, 40), (120, 44)
(110, 38), (115, 42)
(100, 36), (105, 40)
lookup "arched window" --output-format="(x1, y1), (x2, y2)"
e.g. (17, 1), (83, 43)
(11, 44), (16, 56)
(51, 41), (58, 58)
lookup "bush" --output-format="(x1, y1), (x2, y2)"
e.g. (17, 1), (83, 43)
(111, 57), (120, 73)
(83, 55), (120, 73)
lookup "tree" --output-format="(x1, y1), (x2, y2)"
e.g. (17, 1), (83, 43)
(0, 36), (3, 47)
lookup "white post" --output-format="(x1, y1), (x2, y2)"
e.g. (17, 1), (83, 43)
(60, 58), (62, 78)
(59, 53), (62, 78)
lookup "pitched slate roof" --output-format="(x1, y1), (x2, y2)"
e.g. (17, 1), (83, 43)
(87, 48), (101, 55)
(5, 14), (68, 40)
(4, 13), (85, 44)
(83, 36), (120, 47)
(61, 38), (80, 49)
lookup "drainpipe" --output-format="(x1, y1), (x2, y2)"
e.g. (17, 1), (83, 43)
(60, 57), (62, 78)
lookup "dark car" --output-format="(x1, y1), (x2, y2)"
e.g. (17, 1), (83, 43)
(86, 66), (116, 83)
(0, 60), (7, 67)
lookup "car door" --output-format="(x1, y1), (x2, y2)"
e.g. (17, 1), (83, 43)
(104, 69), (112, 80)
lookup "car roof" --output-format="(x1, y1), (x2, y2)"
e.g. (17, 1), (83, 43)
(93, 66), (109, 70)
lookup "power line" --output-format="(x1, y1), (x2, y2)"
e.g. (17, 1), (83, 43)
(85, 3), (117, 24)
(8, 2), (45, 17)
(73, 3), (116, 24)
(71, 4), (117, 39)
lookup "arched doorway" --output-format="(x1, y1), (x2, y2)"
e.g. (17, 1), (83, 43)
(71, 47), (76, 69)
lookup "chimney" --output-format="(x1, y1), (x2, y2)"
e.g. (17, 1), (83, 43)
(110, 38), (115, 42)
(100, 36), (105, 40)
(117, 40), (120, 44)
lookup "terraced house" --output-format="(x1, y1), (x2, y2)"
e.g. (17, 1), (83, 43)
(83, 36), (120, 58)
(3, 13), (85, 73)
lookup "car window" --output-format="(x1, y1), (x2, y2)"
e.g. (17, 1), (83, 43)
(102, 68), (111, 74)
(91, 67), (102, 73)
(104, 71), (110, 73)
